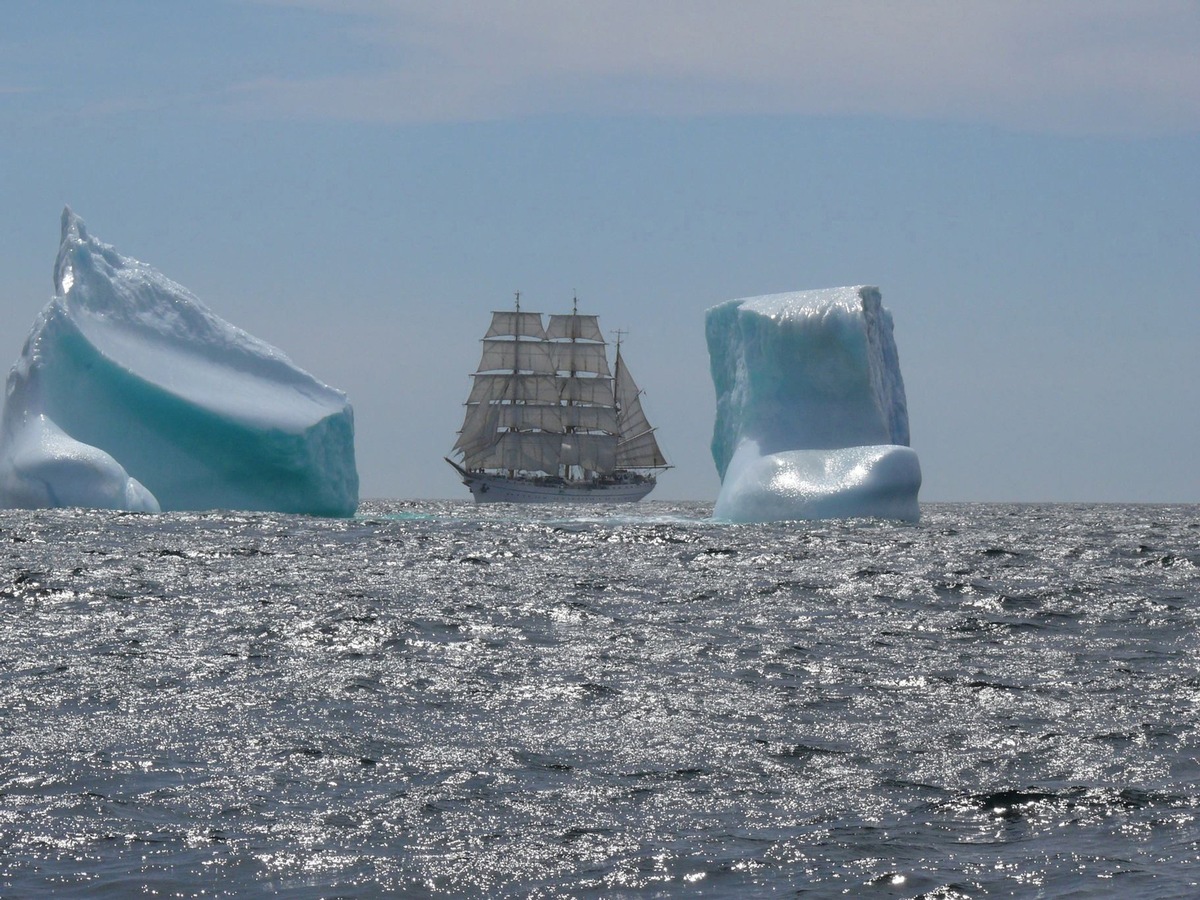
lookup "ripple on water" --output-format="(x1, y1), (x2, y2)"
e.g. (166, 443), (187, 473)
(0, 502), (1198, 896)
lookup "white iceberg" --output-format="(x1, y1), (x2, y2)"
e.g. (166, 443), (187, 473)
(0, 209), (359, 515)
(706, 286), (920, 522)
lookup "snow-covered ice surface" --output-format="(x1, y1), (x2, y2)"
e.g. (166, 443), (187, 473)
(0, 209), (358, 516)
(707, 286), (920, 522)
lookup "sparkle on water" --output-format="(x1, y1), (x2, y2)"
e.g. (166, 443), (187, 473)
(1, 501), (1198, 897)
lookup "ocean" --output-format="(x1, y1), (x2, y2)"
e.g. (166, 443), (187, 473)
(1, 501), (1197, 898)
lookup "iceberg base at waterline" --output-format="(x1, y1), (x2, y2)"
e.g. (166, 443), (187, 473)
(714, 441), (922, 523)
(0, 412), (161, 512)
(0, 209), (359, 516)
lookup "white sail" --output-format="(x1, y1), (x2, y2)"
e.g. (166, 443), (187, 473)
(467, 374), (561, 405)
(486, 311), (547, 340)
(495, 404), (566, 432)
(471, 431), (562, 473)
(451, 405), (504, 468)
(559, 433), (617, 472)
(477, 339), (556, 374)
(615, 350), (668, 468)
(559, 376), (613, 406)
(547, 314), (604, 342)
(565, 405), (618, 431)
(469, 431), (619, 475)
(616, 429), (666, 468)
(552, 342), (611, 376)
(454, 402), (499, 455)
(493, 404), (618, 433)
(453, 303), (667, 486)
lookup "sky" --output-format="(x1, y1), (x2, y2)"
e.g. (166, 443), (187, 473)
(2, 0), (1198, 503)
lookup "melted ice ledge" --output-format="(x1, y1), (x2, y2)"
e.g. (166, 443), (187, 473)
(0, 209), (358, 515)
(707, 286), (921, 522)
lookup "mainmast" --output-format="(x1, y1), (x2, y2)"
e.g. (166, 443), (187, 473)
(564, 292), (578, 481)
(611, 328), (627, 411)
(509, 291), (520, 478)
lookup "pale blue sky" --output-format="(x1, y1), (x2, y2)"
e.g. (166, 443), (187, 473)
(3, 1), (1198, 502)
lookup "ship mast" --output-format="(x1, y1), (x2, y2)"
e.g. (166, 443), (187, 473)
(566, 292), (580, 480)
(611, 328), (627, 413)
(508, 291), (520, 477)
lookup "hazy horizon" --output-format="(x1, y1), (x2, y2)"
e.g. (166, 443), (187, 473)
(3, 1), (1197, 503)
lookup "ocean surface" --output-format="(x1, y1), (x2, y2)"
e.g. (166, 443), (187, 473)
(1, 501), (1198, 898)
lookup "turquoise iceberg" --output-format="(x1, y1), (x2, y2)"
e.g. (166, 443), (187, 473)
(0, 209), (358, 515)
(707, 286), (920, 522)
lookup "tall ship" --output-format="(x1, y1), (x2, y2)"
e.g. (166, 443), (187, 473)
(446, 296), (669, 503)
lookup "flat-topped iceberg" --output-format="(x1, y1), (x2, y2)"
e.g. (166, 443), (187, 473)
(0, 209), (358, 515)
(707, 286), (920, 522)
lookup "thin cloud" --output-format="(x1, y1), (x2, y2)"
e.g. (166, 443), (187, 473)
(234, 0), (1200, 135)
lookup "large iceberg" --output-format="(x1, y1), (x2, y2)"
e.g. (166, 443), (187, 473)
(0, 209), (359, 516)
(707, 286), (921, 522)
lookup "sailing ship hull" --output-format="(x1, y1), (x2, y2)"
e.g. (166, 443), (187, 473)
(450, 463), (655, 504)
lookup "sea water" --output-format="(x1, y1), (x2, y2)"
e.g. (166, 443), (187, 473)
(1, 501), (1198, 898)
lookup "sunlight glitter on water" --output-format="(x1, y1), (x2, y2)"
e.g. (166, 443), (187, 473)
(1, 502), (1199, 897)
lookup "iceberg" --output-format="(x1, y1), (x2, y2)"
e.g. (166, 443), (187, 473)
(0, 209), (359, 516)
(707, 286), (920, 522)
